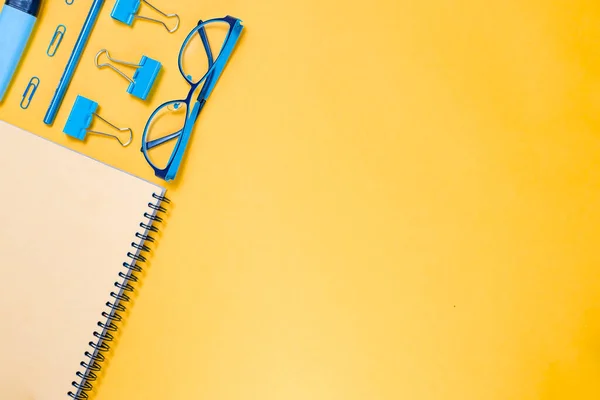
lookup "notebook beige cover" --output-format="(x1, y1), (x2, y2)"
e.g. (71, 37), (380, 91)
(0, 120), (167, 399)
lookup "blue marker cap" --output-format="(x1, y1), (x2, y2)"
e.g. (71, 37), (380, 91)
(5, 0), (42, 17)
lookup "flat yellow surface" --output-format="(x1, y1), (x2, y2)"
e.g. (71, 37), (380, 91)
(1, 0), (600, 399)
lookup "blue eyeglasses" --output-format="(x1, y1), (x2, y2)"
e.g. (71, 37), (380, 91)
(141, 15), (244, 181)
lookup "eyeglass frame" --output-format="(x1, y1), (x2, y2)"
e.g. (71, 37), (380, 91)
(141, 15), (244, 181)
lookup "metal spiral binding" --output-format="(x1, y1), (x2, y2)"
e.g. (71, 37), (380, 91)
(68, 192), (170, 400)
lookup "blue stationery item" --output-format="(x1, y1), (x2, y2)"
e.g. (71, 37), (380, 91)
(20, 76), (40, 109)
(47, 24), (67, 57)
(44, 0), (105, 126)
(111, 0), (179, 33)
(0, 0), (42, 102)
(141, 16), (244, 182)
(64, 95), (133, 146)
(95, 49), (161, 101)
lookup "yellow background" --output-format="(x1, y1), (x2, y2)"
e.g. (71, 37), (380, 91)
(1, 0), (600, 399)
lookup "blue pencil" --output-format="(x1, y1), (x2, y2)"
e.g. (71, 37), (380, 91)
(44, 0), (105, 126)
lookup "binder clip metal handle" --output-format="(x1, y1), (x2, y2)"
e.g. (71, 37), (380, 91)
(111, 0), (180, 33)
(63, 95), (133, 147)
(95, 49), (161, 101)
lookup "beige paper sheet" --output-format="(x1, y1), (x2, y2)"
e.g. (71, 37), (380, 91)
(0, 121), (165, 399)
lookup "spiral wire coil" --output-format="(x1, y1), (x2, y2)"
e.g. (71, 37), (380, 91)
(68, 193), (170, 399)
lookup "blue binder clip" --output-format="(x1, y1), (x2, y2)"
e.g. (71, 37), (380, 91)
(95, 49), (161, 101)
(63, 95), (133, 147)
(111, 0), (179, 33)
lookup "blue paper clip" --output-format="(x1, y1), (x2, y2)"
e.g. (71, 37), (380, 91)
(66, 0), (74, 4)
(94, 49), (161, 101)
(47, 25), (67, 57)
(63, 95), (133, 146)
(20, 77), (40, 109)
(111, 0), (179, 33)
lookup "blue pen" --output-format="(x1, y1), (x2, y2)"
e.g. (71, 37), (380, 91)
(0, 0), (43, 102)
(44, 0), (104, 125)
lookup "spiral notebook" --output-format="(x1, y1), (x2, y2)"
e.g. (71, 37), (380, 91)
(0, 120), (168, 400)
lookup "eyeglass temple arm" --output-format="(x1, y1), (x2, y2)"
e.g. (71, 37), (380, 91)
(199, 24), (243, 102)
(187, 30), (240, 119)
(198, 20), (215, 67)
(146, 129), (181, 150)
